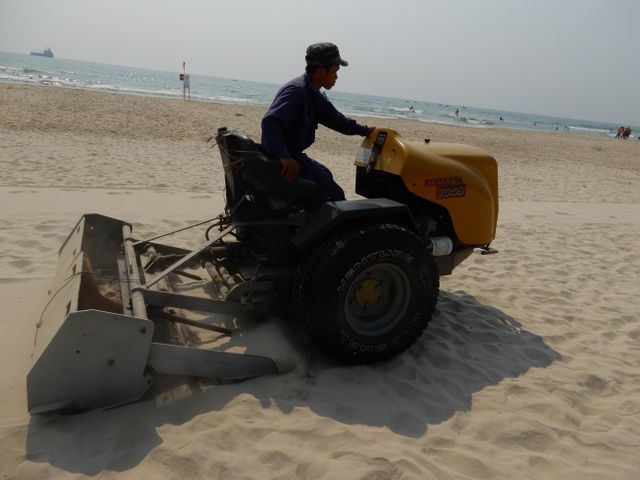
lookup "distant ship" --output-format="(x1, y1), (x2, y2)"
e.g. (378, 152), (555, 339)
(30, 48), (54, 58)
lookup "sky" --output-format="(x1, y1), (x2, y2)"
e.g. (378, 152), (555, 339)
(1, 0), (639, 125)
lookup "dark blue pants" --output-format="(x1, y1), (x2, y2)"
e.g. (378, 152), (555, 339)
(295, 153), (345, 207)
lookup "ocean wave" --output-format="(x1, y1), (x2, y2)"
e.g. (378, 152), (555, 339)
(83, 83), (183, 99)
(567, 125), (612, 133)
(213, 95), (259, 104)
(85, 83), (123, 92)
(464, 117), (497, 126)
(342, 110), (401, 121)
(0, 65), (22, 74)
(390, 106), (421, 114)
(22, 68), (46, 75)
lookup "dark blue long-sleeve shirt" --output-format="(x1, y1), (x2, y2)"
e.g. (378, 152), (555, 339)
(261, 73), (369, 160)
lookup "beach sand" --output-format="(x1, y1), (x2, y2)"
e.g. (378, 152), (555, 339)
(1, 83), (639, 479)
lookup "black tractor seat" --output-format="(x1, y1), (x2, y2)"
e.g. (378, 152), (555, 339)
(216, 127), (317, 201)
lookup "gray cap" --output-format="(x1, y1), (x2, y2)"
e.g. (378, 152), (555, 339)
(305, 43), (348, 67)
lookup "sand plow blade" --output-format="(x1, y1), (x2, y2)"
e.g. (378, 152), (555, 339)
(27, 214), (279, 414)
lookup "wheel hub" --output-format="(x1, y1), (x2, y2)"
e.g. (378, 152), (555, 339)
(354, 277), (382, 307)
(344, 263), (411, 337)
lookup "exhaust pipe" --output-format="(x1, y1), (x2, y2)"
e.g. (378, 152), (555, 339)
(430, 236), (453, 257)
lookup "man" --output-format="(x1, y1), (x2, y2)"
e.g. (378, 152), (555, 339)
(261, 42), (374, 207)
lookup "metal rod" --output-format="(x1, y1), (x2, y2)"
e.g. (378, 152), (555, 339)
(122, 224), (148, 320)
(132, 217), (223, 246)
(137, 288), (254, 316)
(173, 269), (205, 281)
(143, 225), (234, 289)
(155, 310), (232, 335)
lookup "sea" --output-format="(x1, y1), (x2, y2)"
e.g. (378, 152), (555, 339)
(1, 50), (634, 138)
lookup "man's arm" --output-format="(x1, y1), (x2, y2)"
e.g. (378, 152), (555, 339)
(262, 116), (300, 181)
(318, 95), (370, 136)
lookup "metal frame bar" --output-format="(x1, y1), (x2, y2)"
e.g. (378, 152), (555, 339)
(132, 217), (223, 246)
(122, 224), (148, 319)
(137, 288), (254, 317)
(152, 309), (232, 335)
(143, 225), (235, 289)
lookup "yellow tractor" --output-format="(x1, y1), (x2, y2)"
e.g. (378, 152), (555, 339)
(28, 127), (498, 414)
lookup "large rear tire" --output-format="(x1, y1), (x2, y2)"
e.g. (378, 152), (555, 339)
(294, 223), (439, 364)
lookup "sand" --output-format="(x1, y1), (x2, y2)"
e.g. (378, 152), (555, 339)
(1, 82), (639, 479)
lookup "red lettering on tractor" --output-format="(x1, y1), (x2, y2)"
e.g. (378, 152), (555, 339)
(436, 184), (466, 198)
(424, 176), (463, 187)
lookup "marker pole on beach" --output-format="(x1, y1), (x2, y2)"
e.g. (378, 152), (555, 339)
(180, 61), (190, 101)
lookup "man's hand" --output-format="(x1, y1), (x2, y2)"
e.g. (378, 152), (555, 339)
(280, 157), (300, 182)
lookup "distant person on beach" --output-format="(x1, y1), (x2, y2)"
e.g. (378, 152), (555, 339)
(616, 126), (624, 139)
(454, 109), (459, 117)
(261, 42), (374, 207)
(621, 127), (631, 139)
